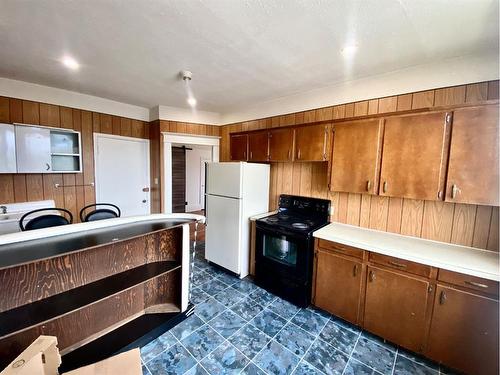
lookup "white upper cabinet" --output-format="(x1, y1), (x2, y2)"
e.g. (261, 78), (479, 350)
(0, 123), (17, 173)
(15, 125), (52, 173)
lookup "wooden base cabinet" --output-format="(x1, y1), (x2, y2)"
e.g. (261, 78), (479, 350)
(314, 249), (363, 324)
(364, 266), (431, 353)
(426, 286), (499, 375)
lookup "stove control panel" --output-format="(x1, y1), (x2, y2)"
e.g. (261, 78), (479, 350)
(278, 195), (331, 216)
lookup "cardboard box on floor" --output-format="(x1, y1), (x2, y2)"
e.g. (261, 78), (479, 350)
(1, 336), (142, 375)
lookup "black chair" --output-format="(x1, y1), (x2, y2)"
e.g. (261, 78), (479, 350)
(79, 203), (121, 222)
(19, 208), (73, 231)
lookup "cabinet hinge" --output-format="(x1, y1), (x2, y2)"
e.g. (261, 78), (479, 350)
(445, 113), (452, 124)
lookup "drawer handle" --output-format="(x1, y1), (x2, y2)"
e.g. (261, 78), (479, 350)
(388, 260), (407, 268)
(369, 270), (376, 282)
(439, 290), (447, 305)
(464, 281), (488, 289)
(366, 180), (371, 192)
(353, 264), (359, 277)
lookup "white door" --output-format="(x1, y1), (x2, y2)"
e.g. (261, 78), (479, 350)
(205, 194), (241, 274)
(95, 135), (150, 217)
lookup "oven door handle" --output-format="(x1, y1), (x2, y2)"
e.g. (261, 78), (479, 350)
(255, 224), (310, 241)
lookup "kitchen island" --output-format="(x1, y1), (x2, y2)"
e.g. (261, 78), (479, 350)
(0, 214), (204, 372)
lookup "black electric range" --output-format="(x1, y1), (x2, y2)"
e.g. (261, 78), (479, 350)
(255, 195), (331, 307)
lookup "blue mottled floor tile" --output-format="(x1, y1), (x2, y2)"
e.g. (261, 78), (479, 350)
(254, 340), (300, 375)
(216, 271), (239, 286)
(231, 279), (260, 294)
(230, 297), (265, 321)
(249, 288), (277, 306)
(241, 362), (267, 375)
(181, 324), (225, 360)
(147, 342), (197, 375)
(142, 364), (151, 375)
(209, 309), (247, 338)
(214, 287), (245, 307)
(398, 349), (439, 371)
(199, 278), (230, 296)
(319, 320), (359, 355)
(343, 358), (382, 375)
(184, 364), (209, 375)
(229, 323), (271, 360)
(275, 322), (315, 357)
(360, 331), (397, 352)
(352, 337), (396, 375)
(304, 339), (349, 375)
(195, 297), (226, 322)
(192, 270), (212, 287)
(394, 355), (439, 375)
(201, 341), (249, 374)
(251, 309), (287, 337)
(329, 315), (360, 334)
(170, 314), (205, 340)
(140, 331), (177, 363)
(293, 360), (323, 375)
(193, 258), (210, 270)
(291, 309), (329, 335)
(190, 287), (211, 305)
(267, 298), (300, 320)
(306, 305), (331, 319)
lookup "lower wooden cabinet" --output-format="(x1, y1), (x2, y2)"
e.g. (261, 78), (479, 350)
(426, 285), (499, 375)
(314, 249), (363, 324)
(364, 266), (430, 353)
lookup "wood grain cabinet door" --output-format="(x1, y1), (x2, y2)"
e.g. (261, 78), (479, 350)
(426, 285), (499, 375)
(295, 124), (329, 161)
(230, 134), (248, 161)
(330, 119), (383, 194)
(248, 131), (269, 161)
(445, 105), (499, 205)
(379, 111), (450, 200)
(268, 128), (294, 161)
(364, 266), (430, 353)
(314, 250), (363, 325)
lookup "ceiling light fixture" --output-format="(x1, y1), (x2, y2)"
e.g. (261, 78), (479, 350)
(187, 97), (197, 107)
(340, 45), (358, 57)
(181, 70), (196, 107)
(61, 56), (80, 70)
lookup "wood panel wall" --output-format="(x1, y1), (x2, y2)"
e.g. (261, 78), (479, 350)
(219, 81), (500, 251)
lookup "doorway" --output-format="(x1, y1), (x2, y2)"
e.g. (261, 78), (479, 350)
(94, 134), (150, 217)
(171, 146), (187, 213)
(185, 145), (212, 212)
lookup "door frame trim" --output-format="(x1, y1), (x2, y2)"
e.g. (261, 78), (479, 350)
(93, 133), (151, 213)
(162, 132), (220, 214)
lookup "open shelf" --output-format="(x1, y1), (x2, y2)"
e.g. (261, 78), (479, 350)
(0, 261), (180, 337)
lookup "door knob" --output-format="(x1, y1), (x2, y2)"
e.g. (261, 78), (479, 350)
(142, 200), (147, 203)
(142, 187), (150, 192)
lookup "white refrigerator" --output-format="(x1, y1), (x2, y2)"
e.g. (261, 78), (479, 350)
(205, 162), (270, 278)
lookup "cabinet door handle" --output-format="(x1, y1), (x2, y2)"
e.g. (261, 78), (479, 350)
(451, 184), (459, 199)
(366, 180), (371, 192)
(388, 260), (407, 269)
(243, 151), (247, 159)
(439, 290), (447, 305)
(383, 181), (388, 193)
(369, 270), (376, 282)
(464, 281), (488, 289)
(287, 149), (291, 160)
(353, 264), (359, 277)
(297, 149), (301, 160)
(250, 151), (253, 159)
(45, 163), (51, 171)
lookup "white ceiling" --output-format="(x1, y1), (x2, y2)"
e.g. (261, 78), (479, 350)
(0, 0), (498, 115)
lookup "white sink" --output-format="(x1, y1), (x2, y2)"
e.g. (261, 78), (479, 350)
(0, 200), (56, 235)
(0, 212), (23, 221)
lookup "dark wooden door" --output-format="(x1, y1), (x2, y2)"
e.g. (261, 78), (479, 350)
(426, 285), (499, 375)
(380, 111), (450, 200)
(330, 119), (383, 194)
(268, 128), (294, 161)
(230, 134), (248, 161)
(248, 131), (269, 161)
(364, 266), (430, 353)
(314, 249), (363, 325)
(445, 105), (499, 205)
(295, 124), (329, 161)
(171, 146), (186, 213)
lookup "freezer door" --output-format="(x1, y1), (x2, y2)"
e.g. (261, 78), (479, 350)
(206, 162), (243, 198)
(205, 194), (241, 274)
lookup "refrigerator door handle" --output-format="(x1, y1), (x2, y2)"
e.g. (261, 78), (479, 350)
(204, 162), (208, 225)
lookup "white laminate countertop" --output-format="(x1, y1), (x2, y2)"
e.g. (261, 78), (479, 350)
(249, 211), (277, 221)
(0, 213), (205, 246)
(313, 222), (500, 282)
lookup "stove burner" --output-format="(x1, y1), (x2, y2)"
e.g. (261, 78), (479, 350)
(278, 214), (290, 220)
(266, 217), (279, 223)
(291, 222), (309, 230)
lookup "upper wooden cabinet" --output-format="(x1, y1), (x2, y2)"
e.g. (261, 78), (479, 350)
(427, 285), (499, 375)
(330, 119), (383, 194)
(268, 128), (294, 162)
(294, 124), (329, 161)
(230, 134), (248, 161)
(248, 131), (269, 161)
(364, 266), (431, 353)
(445, 105), (499, 206)
(379, 111), (450, 201)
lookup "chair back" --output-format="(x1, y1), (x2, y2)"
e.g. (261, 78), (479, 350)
(79, 203), (121, 222)
(19, 208), (73, 231)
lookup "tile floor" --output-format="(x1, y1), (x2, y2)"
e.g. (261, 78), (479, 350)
(140, 244), (454, 375)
